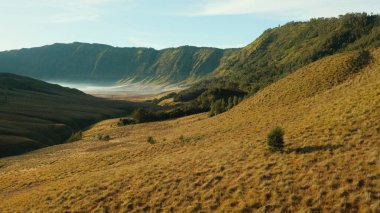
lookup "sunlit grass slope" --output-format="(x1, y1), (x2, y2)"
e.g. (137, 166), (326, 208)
(0, 73), (137, 157)
(0, 49), (379, 212)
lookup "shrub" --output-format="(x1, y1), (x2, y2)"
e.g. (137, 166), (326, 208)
(132, 108), (151, 123)
(67, 131), (82, 143)
(267, 126), (285, 151)
(102, 135), (111, 141)
(178, 135), (192, 143)
(147, 136), (156, 144)
(97, 133), (103, 140)
(117, 118), (136, 126)
(97, 133), (110, 141)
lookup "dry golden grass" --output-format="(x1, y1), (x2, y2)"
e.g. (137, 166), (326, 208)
(92, 89), (184, 102)
(158, 98), (179, 106)
(0, 50), (379, 212)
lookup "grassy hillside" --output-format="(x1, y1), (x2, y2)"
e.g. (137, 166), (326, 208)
(0, 48), (378, 211)
(0, 73), (139, 157)
(156, 13), (380, 116)
(0, 43), (234, 85)
(194, 13), (380, 93)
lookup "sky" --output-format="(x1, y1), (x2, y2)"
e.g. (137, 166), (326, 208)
(1, 0), (379, 51)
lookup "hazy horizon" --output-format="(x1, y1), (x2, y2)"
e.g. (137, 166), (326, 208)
(46, 80), (185, 96)
(1, 41), (241, 52)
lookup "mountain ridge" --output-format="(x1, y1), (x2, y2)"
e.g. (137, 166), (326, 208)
(0, 42), (235, 85)
(0, 13), (379, 91)
(208, 13), (380, 92)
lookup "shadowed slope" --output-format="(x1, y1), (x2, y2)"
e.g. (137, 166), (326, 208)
(0, 73), (138, 157)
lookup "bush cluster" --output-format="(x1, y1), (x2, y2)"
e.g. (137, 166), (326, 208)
(142, 88), (247, 122)
(117, 118), (136, 126)
(209, 96), (243, 117)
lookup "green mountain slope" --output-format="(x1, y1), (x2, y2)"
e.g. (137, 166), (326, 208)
(0, 73), (138, 157)
(210, 13), (380, 92)
(0, 43), (234, 85)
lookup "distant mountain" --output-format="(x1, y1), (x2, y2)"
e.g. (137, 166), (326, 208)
(0, 73), (139, 157)
(0, 43), (235, 85)
(0, 13), (378, 91)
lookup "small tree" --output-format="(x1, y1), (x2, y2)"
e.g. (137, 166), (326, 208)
(227, 96), (234, 109)
(147, 136), (155, 144)
(267, 126), (285, 152)
(233, 96), (239, 106)
(220, 99), (226, 111)
(209, 101), (217, 117)
(209, 99), (225, 117)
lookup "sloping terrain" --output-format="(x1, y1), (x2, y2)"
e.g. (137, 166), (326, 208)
(0, 73), (139, 157)
(0, 48), (379, 212)
(161, 13), (380, 105)
(1, 14), (378, 91)
(203, 13), (380, 92)
(0, 43), (234, 85)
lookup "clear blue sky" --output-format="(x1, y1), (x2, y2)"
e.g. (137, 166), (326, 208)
(1, 0), (379, 50)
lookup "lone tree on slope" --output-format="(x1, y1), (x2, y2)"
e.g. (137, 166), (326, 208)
(267, 126), (285, 152)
